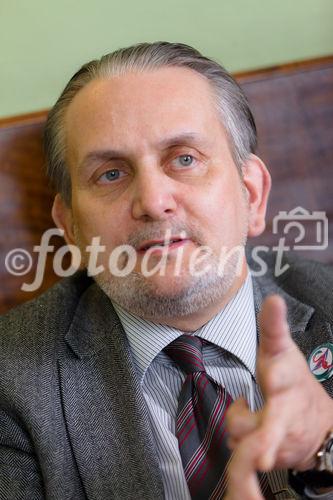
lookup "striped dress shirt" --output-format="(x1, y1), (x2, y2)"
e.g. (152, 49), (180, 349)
(113, 274), (297, 499)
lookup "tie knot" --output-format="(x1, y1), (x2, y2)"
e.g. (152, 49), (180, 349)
(164, 335), (205, 374)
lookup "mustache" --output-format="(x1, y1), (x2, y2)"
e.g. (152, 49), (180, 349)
(126, 221), (206, 248)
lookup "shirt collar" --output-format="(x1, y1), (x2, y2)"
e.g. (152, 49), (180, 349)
(113, 272), (257, 384)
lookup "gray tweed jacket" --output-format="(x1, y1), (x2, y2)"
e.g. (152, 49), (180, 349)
(0, 252), (332, 500)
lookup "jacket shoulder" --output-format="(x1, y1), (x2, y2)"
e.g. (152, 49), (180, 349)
(0, 271), (93, 353)
(248, 248), (333, 323)
(278, 254), (333, 322)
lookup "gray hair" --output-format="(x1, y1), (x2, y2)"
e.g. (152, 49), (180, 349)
(44, 41), (257, 205)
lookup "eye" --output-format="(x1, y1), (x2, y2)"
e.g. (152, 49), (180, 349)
(173, 154), (195, 168)
(98, 169), (123, 183)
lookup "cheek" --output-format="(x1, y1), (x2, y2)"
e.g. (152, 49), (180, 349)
(196, 184), (248, 244)
(71, 199), (118, 248)
(71, 185), (138, 252)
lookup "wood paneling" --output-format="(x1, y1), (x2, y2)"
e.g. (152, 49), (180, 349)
(0, 56), (332, 314)
(0, 117), (65, 313)
(237, 57), (333, 263)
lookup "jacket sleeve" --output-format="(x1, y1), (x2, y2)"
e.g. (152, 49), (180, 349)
(0, 408), (44, 499)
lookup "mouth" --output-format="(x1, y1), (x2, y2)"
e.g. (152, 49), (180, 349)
(137, 236), (189, 253)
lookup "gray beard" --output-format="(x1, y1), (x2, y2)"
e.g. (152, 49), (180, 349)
(75, 214), (248, 321)
(94, 247), (245, 320)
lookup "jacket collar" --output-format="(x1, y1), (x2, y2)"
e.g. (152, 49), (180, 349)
(252, 273), (315, 334)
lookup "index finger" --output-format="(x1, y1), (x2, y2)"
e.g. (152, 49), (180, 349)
(259, 295), (292, 357)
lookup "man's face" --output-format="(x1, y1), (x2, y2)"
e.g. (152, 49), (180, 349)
(57, 66), (267, 327)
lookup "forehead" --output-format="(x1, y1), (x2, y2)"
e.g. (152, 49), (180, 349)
(64, 67), (223, 155)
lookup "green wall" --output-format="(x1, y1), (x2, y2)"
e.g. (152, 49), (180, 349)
(1, 0), (333, 118)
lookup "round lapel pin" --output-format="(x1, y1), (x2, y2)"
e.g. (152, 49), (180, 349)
(308, 343), (333, 382)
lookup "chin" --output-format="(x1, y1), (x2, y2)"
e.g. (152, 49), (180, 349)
(94, 261), (238, 321)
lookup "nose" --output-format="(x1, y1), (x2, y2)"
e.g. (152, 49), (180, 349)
(131, 168), (177, 221)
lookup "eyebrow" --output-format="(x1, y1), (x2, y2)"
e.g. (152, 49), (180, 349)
(78, 132), (210, 172)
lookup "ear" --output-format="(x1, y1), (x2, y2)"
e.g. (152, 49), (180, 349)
(242, 154), (271, 237)
(52, 194), (75, 245)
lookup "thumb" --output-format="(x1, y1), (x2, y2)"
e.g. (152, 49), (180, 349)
(259, 295), (292, 357)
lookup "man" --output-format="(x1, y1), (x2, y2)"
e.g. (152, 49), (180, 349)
(0, 42), (332, 499)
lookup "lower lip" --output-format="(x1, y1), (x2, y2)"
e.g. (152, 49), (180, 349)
(138, 239), (190, 255)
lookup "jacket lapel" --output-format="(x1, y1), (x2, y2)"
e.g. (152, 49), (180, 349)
(253, 274), (333, 397)
(58, 284), (164, 500)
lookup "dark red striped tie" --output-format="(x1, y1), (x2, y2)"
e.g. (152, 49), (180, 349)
(164, 334), (233, 499)
(165, 334), (275, 500)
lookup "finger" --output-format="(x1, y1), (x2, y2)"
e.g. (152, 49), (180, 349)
(259, 295), (292, 357)
(259, 354), (296, 395)
(226, 437), (265, 500)
(226, 398), (259, 442)
(255, 411), (287, 471)
(258, 297), (307, 395)
(228, 402), (287, 473)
